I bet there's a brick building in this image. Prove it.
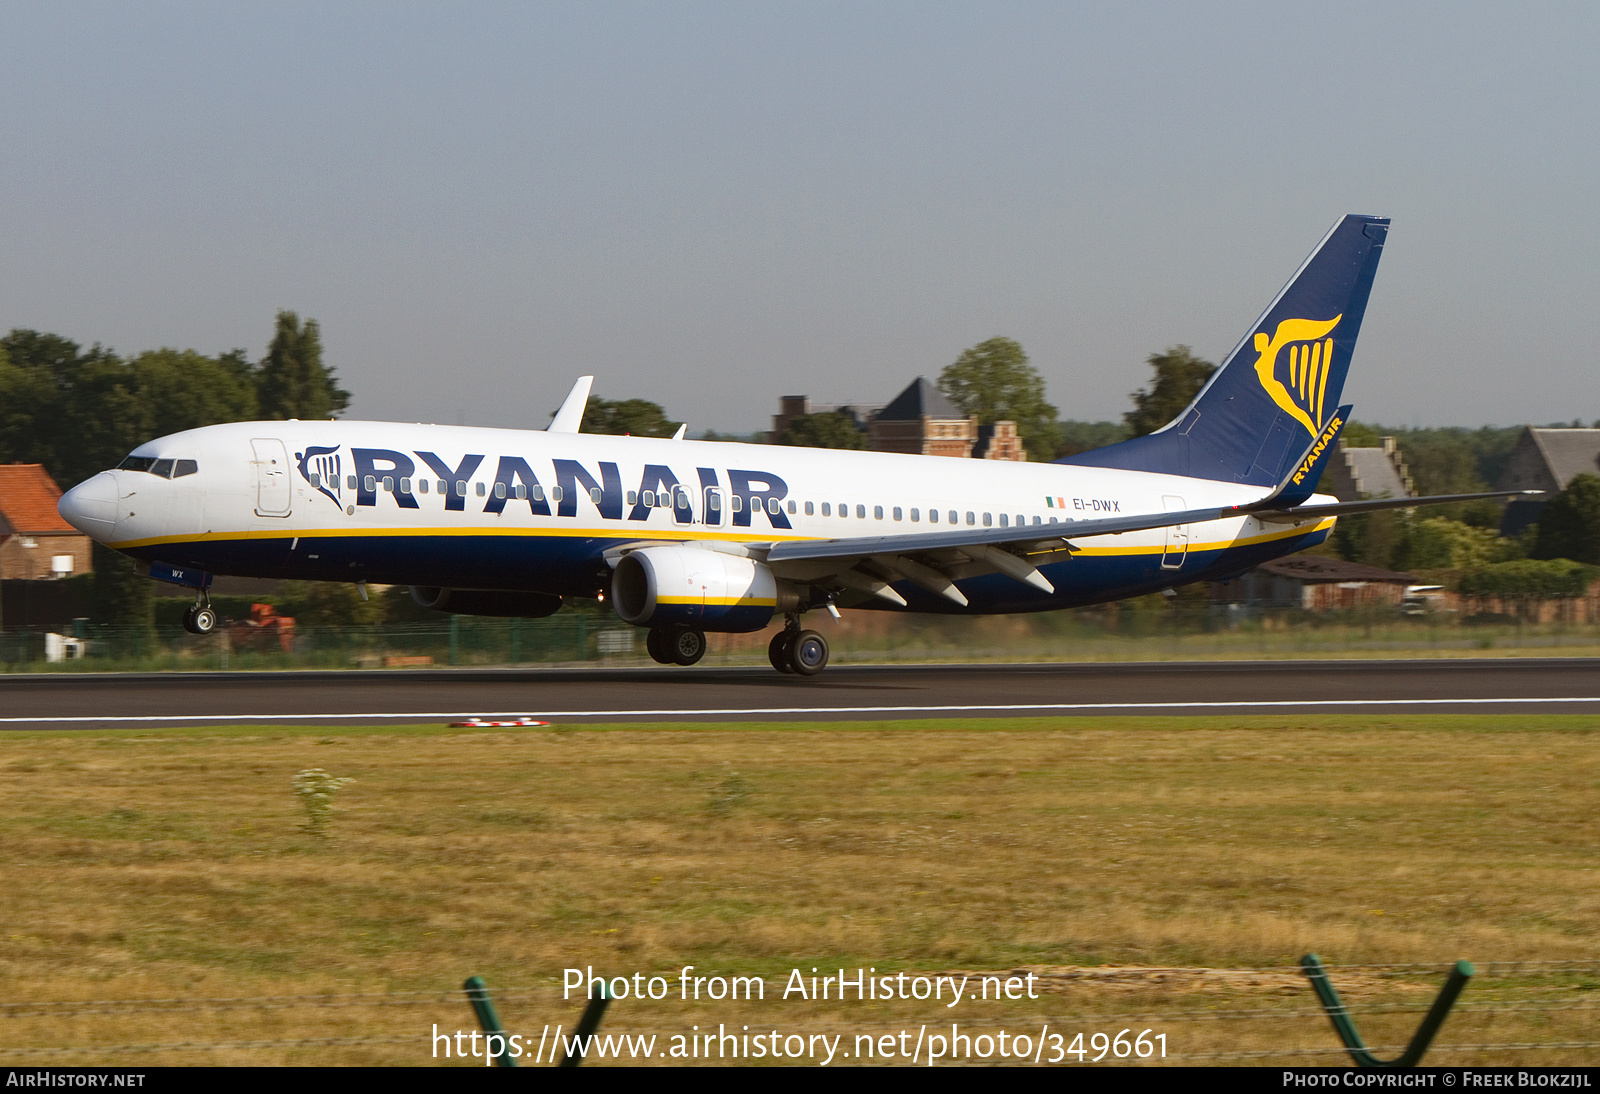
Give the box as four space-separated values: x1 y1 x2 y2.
0 464 94 582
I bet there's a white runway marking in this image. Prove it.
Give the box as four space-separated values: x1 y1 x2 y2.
6 695 1600 724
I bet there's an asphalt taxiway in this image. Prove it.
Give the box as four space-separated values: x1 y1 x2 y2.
2 658 1599 728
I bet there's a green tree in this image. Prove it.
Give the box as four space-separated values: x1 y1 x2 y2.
937 337 1059 461
1531 473 1600 564
1124 345 1216 438
1055 419 1129 458
257 311 349 420
90 543 156 647
131 348 259 433
578 397 680 438
0 330 142 488
778 411 867 450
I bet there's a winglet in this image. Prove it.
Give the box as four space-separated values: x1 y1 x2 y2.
671 423 687 441
548 376 594 433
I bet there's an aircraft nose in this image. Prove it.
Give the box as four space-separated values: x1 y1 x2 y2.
58 472 119 541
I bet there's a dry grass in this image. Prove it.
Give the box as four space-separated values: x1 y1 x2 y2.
1 715 1597 1066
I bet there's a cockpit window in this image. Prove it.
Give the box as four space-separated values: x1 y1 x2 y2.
117 455 199 478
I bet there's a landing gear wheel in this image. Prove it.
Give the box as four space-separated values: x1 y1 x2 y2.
768 631 796 673
191 606 218 635
788 630 828 677
646 628 675 665
182 605 218 635
669 628 707 666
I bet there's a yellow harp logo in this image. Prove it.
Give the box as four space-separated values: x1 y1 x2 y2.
1252 315 1342 436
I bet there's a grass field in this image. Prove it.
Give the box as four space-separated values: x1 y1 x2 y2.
1 715 1596 1066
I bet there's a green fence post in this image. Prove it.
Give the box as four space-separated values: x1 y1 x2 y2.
559 981 611 1067
449 614 460 667
461 975 517 1067
1301 953 1472 1067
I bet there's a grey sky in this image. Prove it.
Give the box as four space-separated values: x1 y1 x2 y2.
3 2 1596 434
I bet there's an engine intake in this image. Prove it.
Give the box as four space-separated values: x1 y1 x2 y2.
611 546 796 632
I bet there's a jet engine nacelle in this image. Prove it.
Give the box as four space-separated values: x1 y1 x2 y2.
610 546 797 632
409 586 563 618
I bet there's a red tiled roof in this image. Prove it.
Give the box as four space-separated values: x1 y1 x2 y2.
0 464 76 534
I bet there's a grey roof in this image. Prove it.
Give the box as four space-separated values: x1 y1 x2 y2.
876 377 966 421
1530 428 1600 489
1342 447 1410 499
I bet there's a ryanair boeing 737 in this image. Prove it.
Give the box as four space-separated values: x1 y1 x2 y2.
56 215 1532 676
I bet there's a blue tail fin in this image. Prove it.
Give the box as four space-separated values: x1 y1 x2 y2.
1060 214 1389 487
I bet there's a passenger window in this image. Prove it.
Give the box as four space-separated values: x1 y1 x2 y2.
805 501 814 516
628 491 639 505
840 502 848 517
1048 516 1058 524
950 511 958 524
768 497 780 514
438 479 448 494
707 491 721 511
983 512 992 527
893 507 902 521
929 509 938 523
731 494 743 513
476 482 487 497
589 487 602 503
364 475 377 492
400 477 412 494
419 479 429 494
967 511 976 526
308 472 321 488
494 482 506 500
454 480 466 497
551 486 564 503
383 476 394 492
348 475 358 490
640 490 653 506
856 504 866 519
910 508 919 522
1016 514 1024 526
515 484 526 500
174 459 198 478
999 514 1007 527
532 485 545 502
1033 515 1041 525
821 502 830 516
787 500 797 514
874 505 884 519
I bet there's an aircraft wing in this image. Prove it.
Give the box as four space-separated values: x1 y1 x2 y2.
753 489 1543 607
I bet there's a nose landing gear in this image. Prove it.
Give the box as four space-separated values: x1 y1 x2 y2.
182 595 218 635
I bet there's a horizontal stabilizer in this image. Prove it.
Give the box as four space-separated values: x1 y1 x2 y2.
1248 490 1545 523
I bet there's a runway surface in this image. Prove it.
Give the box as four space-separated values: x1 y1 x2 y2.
3 658 1599 728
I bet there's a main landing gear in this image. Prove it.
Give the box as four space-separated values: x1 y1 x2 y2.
767 619 829 677
181 593 218 635
646 627 707 666
644 617 830 676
